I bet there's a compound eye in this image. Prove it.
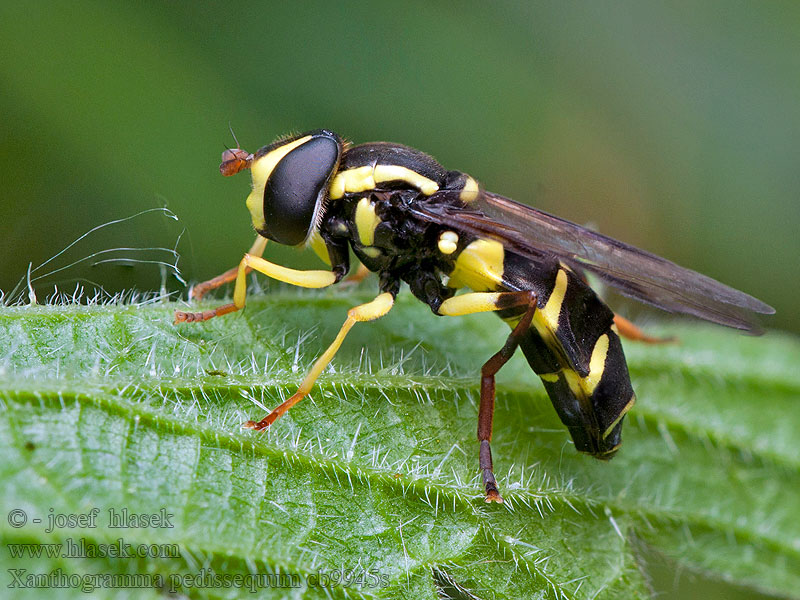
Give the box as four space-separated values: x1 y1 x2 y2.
260 131 342 245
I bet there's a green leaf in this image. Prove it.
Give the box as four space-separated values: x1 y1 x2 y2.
1 288 798 599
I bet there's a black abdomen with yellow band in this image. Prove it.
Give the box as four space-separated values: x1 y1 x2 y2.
176 129 773 503
446 234 635 457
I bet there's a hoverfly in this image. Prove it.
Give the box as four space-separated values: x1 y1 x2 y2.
175 130 774 503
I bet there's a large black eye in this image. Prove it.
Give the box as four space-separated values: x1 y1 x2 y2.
259 130 342 245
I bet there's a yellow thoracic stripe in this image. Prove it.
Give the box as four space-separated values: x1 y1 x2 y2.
355 197 381 246
376 165 439 195
447 239 505 291
438 231 458 255
328 166 374 199
245 135 312 230
328 165 439 200
459 176 479 203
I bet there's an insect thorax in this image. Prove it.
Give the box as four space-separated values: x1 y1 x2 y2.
320 190 460 310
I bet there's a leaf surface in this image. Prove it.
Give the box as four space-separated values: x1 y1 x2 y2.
1 290 798 598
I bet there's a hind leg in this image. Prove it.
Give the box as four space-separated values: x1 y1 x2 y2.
439 290 538 503
613 314 675 344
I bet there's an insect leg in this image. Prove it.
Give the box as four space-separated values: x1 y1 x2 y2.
174 251 337 323
191 235 268 301
439 290 538 503
613 314 676 344
244 292 395 430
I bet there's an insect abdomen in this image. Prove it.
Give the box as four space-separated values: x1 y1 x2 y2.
448 238 635 457
517 323 634 457
508 260 635 457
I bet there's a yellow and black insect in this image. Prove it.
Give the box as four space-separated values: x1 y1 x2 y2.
175 129 774 503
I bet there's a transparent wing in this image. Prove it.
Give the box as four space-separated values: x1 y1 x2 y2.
411 190 774 333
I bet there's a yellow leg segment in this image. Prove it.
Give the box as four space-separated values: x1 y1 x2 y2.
244 292 395 430
174 243 338 324
191 235 268 301
439 292 507 316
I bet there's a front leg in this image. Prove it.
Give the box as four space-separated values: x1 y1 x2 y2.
439 290 538 503
174 253 338 323
190 235 268 302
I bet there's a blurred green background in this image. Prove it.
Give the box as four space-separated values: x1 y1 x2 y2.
0 2 797 597
1 2 797 332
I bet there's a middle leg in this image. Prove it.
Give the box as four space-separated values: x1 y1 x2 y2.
439 290 538 503
244 291 396 430
174 249 338 323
